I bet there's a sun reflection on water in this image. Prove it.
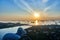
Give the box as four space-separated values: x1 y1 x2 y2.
35 20 39 25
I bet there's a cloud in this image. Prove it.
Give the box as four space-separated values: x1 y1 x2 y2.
42 0 48 3
14 0 28 12
20 0 34 12
43 0 58 12
14 0 33 13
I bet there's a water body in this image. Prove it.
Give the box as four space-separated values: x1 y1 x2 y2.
0 25 32 40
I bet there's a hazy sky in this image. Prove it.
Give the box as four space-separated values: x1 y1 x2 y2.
0 0 60 20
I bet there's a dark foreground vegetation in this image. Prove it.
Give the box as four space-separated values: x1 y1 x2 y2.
25 25 60 40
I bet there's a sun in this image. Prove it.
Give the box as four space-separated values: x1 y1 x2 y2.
34 12 40 18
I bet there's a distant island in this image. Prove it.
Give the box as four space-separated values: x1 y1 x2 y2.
0 22 29 29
